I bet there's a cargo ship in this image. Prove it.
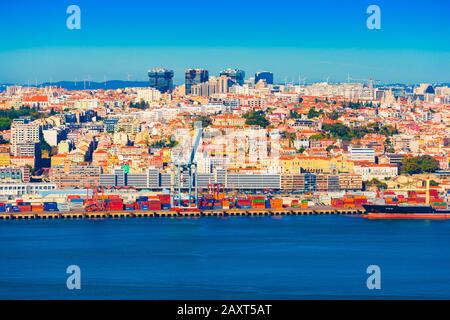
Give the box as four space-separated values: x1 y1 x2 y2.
362 179 450 220
362 203 450 220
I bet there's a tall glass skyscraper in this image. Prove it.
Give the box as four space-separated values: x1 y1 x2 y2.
219 68 245 86
148 68 174 93
185 69 209 94
255 71 274 85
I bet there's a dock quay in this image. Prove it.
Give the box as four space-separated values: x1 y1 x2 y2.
0 207 363 221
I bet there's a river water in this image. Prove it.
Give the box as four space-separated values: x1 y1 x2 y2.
1 215 449 299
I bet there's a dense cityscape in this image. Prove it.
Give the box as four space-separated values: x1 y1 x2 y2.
0 67 450 214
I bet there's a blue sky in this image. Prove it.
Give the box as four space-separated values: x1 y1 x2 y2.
1 0 449 84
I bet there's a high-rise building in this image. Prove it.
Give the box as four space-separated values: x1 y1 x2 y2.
219 68 245 86
10 118 41 156
185 69 209 94
191 76 232 97
255 71 274 85
148 68 174 93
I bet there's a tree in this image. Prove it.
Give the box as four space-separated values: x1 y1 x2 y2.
322 123 353 141
150 139 178 148
401 155 439 175
289 110 301 119
384 137 395 153
285 132 296 148
307 107 322 119
243 110 270 128
194 116 212 128
129 100 149 110
309 133 328 141
365 178 388 190
328 110 340 120
430 180 439 187
0 106 47 130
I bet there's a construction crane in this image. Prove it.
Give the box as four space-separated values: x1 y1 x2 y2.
172 122 203 211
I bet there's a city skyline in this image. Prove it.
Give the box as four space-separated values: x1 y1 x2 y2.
1 0 450 84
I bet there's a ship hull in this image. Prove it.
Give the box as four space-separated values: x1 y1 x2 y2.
363 204 450 220
364 213 450 220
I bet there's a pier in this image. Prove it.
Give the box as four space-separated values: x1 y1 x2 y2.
0 207 363 221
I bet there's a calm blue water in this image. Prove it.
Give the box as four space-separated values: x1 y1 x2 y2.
1 216 450 299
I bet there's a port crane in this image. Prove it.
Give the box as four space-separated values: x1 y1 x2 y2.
84 186 106 212
382 178 433 204
172 122 203 210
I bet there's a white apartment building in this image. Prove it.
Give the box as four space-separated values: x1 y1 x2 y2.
10 119 41 156
348 146 376 163
136 88 162 103
353 163 398 181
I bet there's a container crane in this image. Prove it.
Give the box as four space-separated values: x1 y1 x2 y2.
172 122 203 211
382 178 432 204
85 186 106 212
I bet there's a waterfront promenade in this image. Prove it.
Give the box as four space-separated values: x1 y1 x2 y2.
0 206 363 220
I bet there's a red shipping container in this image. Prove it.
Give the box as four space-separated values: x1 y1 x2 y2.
18 205 32 212
158 194 171 204
149 201 161 210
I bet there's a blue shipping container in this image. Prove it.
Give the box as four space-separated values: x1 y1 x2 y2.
44 203 59 212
